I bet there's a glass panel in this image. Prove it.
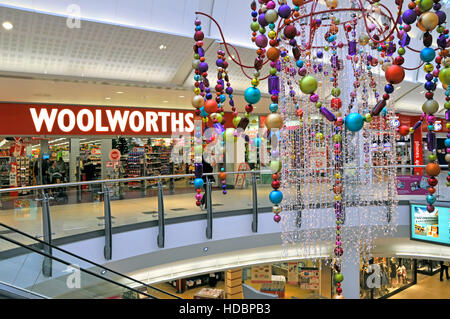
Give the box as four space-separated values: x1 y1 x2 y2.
0 235 149 299
50 184 103 240
0 191 42 252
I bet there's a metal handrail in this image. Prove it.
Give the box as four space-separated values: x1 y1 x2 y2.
0 222 181 299
0 163 447 193
0 169 272 193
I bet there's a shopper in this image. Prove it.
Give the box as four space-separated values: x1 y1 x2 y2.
439 261 449 282
200 158 215 210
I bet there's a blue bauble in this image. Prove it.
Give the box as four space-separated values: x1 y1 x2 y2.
269 190 283 204
424 81 436 91
254 137 261 147
220 94 226 103
445 138 450 147
384 84 394 94
244 87 261 104
345 113 364 132
380 107 388 117
200 106 208 118
270 103 279 112
420 47 436 63
194 178 204 189
426 194 436 205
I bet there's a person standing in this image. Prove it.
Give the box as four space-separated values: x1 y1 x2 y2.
439 260 449 282
200 158 215 210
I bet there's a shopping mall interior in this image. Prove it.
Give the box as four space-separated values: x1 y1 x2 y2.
0 0 448 306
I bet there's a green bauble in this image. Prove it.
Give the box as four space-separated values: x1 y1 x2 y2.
334 273 344 283
419 0 434 12
250 22 259 32
299 75 318 94
422 99 439 114
270 160 281 173
439 67 450 86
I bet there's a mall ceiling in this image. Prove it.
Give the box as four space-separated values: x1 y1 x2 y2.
0 0 447 116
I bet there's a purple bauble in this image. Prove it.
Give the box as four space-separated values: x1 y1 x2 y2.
195 193 202 201
436 11 447 25
255 34 268 48
402 9 417 25
216 59 224 68
223 190 227 195
278 4 291 19
198 62 209 73
273 214 281 223
226 87 233 95
258 13 268 27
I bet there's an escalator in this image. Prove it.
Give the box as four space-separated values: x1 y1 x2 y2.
0 222 181 299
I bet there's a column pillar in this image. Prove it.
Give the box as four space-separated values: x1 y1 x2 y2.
340 242 360 299
41 140 49 156
101 139 112 180
69 138 80 182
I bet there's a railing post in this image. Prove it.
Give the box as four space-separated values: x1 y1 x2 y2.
157 181 165 248
206 180 213 239
103 183 112 260
251 172 258 233
41 190 52 277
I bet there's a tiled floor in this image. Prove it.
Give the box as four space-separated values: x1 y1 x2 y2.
389 273 450 299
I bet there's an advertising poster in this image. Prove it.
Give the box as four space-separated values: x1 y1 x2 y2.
396 175 429 195
251 264 272 283
411 204 450 246
287 262 298 285
299 269 320 291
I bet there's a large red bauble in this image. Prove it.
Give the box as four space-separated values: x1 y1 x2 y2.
428 177 438 186
385 64 405 84
204 99 218 114
398 125 410 136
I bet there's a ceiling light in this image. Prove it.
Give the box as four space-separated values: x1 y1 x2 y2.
179 95 185 98
105 97 111 100
2 21 13 30
159 44 167 50
163 100 169 103
116 91 124 94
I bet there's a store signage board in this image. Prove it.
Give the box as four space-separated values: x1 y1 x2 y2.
0 103 196 136
396 175 429 195
410 203 450 247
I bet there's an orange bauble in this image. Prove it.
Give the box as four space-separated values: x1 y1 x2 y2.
385 65 405 84
219 172 226 180
267 47 280 61
425 163 441 177
293 0 304 6
204 99 218 114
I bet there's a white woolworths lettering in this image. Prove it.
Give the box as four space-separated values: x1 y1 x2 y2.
129 111 145 132
145 111 159 132
95 109 108 132
106 110 129 132
158 112 171 132
58 109 76 132
184 113 194 133
171 112 184 133
30 108 58 132
77 109 94 132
